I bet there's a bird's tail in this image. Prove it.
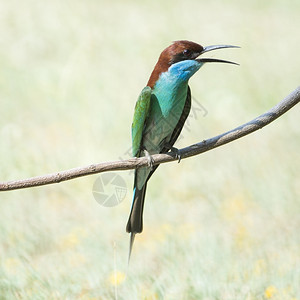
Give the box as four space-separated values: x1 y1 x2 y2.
126 185 147 233
126 182 147 261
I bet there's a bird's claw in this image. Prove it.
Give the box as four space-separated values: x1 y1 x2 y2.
170 146 182 163
144 150 154 169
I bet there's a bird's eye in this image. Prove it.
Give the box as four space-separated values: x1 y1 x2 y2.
183 49 192 57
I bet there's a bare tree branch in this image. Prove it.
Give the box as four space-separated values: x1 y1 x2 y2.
1 86 299 192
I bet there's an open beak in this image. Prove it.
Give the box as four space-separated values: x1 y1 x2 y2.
196 45 240 65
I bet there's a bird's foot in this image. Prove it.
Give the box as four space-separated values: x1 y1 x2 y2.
144 149 154 169
170 146 182 163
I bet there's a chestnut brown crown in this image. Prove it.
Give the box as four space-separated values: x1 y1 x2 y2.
147 40 204 88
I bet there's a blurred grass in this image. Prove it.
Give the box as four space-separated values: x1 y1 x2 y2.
0 0 300 299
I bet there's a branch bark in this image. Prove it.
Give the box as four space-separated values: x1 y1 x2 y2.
1 86 299 192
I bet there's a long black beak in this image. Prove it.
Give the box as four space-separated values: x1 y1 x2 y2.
196 44 240 65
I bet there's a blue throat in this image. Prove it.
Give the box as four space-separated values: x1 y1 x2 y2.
166 59 203 82
152 60 203 117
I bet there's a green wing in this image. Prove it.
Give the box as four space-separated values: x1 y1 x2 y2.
132 86 152 157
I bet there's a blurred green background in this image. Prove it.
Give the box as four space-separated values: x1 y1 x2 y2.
0 0 300 299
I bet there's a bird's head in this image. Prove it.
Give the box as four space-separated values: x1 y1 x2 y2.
147 40 239 88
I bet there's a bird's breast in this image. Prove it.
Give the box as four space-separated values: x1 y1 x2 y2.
142 75 188 154
152 73 188 118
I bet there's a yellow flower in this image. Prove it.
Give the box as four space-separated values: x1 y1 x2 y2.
60 232 80 249
107 271 126 286
140 287 159 300
264 286 277 299
59 228 87 250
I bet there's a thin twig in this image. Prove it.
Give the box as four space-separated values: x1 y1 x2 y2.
1 86 299 192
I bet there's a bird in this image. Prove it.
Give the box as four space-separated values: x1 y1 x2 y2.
126 40 238 260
